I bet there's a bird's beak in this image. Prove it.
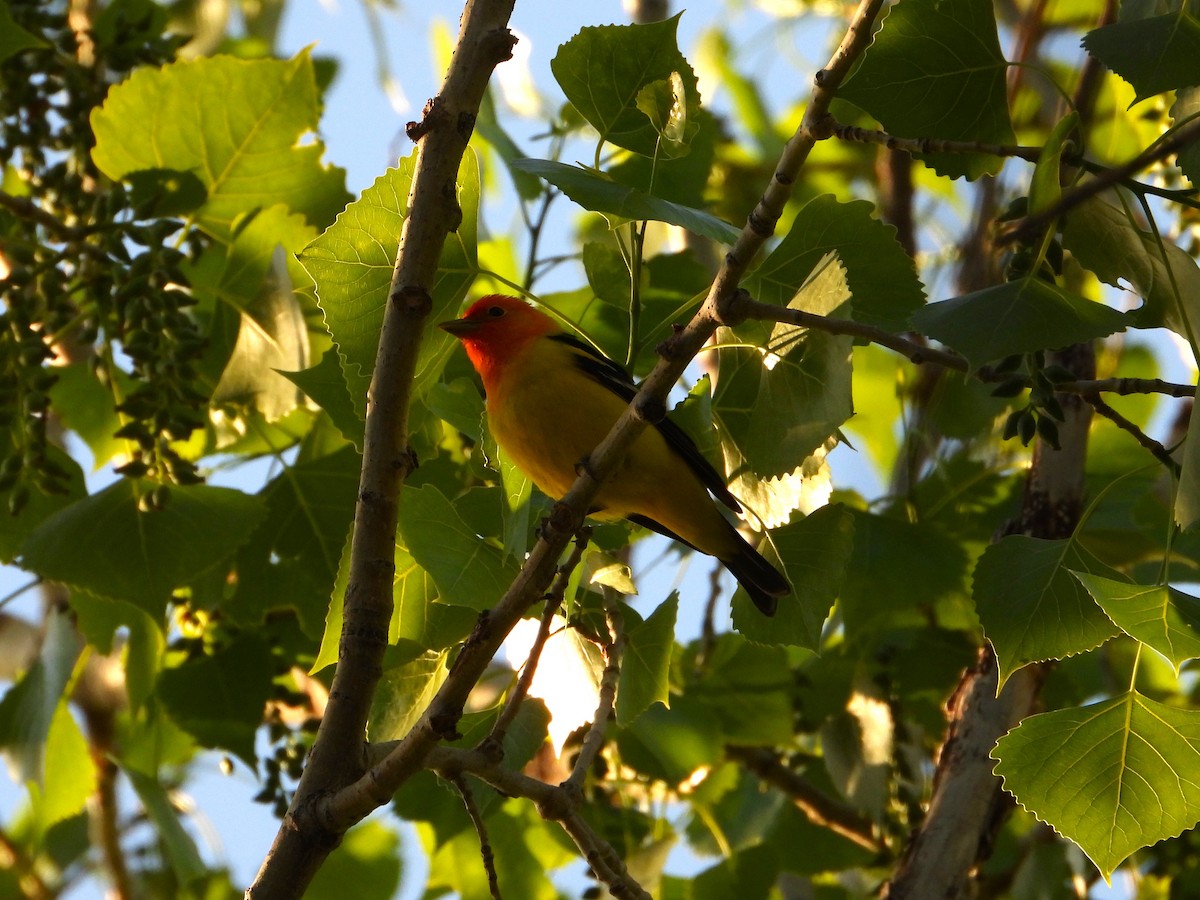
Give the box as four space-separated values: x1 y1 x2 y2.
438 317 480 339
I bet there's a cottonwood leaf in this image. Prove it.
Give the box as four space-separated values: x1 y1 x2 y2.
993 691 1200 879
715 253 852 479
156 633 274 766
551 15 701 158
733 502 855 649
974 536 1122 686
1062 192 1200 336
744 194 925 332
0 610 81 784
512 159 738 244
367 651 450 742
912 277 1128 370
230 444 359 637
299 151 479 418
1083 12 1200 103
125 767 207 885
308 821 402 900
20 481 264 619
397 484 520 611
1073 573 1200 673
617 593 678 726
91 50 349 235
839 0 1014 179
69 592 164 710
283 349 364 448
0 1 47 63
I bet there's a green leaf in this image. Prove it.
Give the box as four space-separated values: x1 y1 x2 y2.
616 593 678 726
837 511 970 642
47 362 128 470
307 820 403 900
192 204 316 420
367 650 449 742
397 484 520 610
1083 13 1200 103
715 253 853 479
744 194 926 332
734 503 855 648
20 481 265 619
124 767 207 885
1174 87 1200 185
1178 400 1200 531
1029 113 1079 216
634 72 698 156
911 277 1128 370
283 349 365 448
1062 192 1200 335
512 158 739 244
617 696 724 783
993 691 1200 879
37 701 97 830
687 634 794 745
156 633 275 766
123 168 207 217
974 536 1122 686
0 1 47 64
91 50 349 235
551 14 701 158
231 444 359 637
69 591 164 710
693 844 778 900
299 150 479 418
0 610 81 784
1073 574 1200 674
839 0 1015 179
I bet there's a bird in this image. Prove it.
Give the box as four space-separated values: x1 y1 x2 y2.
438 294 790 615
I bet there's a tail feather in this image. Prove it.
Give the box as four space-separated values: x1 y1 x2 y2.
722 532 790 617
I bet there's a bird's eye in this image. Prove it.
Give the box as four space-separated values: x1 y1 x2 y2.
487 305 506 318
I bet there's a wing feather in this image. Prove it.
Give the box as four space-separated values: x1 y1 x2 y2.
548 333 742 513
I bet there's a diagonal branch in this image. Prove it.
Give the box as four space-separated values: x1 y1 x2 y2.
1000 115 1200 245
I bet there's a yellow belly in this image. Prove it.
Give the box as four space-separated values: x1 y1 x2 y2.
485 342 736 558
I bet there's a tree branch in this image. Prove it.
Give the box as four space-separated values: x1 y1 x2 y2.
565 596 623 790
726 745 881 853
826 119 1200 209
1000 115 1200 245
247 1 518 896
481 527 590 755
1082 393 1181 474
451 774 502 900
426 746 652 900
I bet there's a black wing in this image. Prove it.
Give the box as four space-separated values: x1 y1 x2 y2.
548 332 742 513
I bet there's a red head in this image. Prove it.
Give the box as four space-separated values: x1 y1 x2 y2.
438 295 560 387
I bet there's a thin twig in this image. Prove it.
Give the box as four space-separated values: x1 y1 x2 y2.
0 190 94 240
482 527 591 754
726 746 881 853
451 774 502 900
566 595 624 791
826 119 1200 208
1001 115 1200 245
427 746 652 900
1083 393 1181 474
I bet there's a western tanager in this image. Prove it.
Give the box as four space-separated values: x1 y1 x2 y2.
439 295 790 615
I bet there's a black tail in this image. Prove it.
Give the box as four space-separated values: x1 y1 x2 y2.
722 531 790 616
